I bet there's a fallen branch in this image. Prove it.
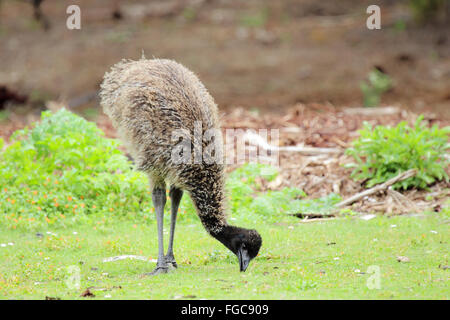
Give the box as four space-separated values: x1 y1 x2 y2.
335 169 417 208
278 145 342 155
243 132 342 155
342 106 400 116
289 212 336 219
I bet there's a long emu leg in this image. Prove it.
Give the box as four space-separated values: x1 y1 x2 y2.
165 186 183 268
149 187 169 275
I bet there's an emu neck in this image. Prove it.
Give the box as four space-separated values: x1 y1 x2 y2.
189 186 228 236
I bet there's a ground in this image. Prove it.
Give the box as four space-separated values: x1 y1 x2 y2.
1 213 448 299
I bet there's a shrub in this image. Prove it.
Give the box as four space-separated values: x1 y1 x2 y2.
0 109 149 229
346 116 450 190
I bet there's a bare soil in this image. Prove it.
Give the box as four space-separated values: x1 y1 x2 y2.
0 0 449 115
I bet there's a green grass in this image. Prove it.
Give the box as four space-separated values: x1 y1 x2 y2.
1 212 448 300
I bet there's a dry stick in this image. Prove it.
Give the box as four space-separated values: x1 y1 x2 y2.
278 146 341 155
342 106 401 116
335 169 417 208
289 212 336 219
291 169 416 219
243 132 342 155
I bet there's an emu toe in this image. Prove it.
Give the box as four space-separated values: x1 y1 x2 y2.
144 266 169 276
164 255 178 269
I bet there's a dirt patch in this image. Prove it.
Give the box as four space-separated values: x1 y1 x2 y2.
0 0 449 116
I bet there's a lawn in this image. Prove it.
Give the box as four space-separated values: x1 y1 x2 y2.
1 211 448 300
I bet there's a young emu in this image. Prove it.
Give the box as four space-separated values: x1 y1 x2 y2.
100 58 262 275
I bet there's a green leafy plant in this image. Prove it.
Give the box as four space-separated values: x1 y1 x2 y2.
288 193 341 215
346 116 450 190
226 163 340 221
225 163 302 222
250 188 307 216
360 69 393 107
0 109 150 229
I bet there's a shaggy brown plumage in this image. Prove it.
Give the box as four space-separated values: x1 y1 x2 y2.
100 58 261 274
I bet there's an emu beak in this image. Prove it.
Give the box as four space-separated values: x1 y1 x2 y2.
238 247 251 272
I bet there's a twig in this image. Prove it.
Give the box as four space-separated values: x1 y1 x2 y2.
243 132 342 155
298 217 338 223
335 169 417 208
278 145 342 155
342 106 400 116
289 212 336 219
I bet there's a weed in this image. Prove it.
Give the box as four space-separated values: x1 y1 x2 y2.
346 116 450 189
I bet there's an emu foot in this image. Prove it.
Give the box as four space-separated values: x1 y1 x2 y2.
142 265 169 276
164 255 178 269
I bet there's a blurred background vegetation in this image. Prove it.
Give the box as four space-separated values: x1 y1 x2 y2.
0 0 448 122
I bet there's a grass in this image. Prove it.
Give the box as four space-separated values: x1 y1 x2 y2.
1 211 448 300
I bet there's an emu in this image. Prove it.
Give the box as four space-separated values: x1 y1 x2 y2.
100 58 262 275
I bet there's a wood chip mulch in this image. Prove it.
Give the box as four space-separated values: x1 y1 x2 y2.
220 103 450 215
